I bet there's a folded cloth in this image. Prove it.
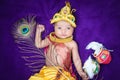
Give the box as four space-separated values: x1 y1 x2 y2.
29 66 75 80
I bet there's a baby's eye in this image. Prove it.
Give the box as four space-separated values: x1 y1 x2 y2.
67 27 70 30
58 27 61 29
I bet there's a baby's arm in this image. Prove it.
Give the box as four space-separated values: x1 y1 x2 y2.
72 41 88 80
35 24 50 48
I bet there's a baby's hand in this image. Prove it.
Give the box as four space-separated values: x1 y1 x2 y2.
80 71 88 80
37 24 45 32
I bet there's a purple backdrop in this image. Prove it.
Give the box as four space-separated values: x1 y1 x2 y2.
0 0 120 80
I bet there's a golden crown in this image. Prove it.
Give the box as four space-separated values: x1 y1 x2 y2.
50 2 76 27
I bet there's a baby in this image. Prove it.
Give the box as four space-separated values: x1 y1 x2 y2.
29 2 88 80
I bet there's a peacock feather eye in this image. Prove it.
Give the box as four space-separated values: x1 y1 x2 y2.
22 27 29 34
20 25 30 35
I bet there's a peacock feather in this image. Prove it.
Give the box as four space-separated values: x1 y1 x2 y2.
12 16 45 72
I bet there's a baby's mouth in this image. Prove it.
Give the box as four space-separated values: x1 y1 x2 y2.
61 34 67 37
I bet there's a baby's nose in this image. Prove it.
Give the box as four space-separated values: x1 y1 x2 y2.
62 29 66 33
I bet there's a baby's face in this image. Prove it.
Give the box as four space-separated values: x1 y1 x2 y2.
54 20 74 39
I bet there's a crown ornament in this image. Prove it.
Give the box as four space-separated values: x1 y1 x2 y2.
50 2 76 27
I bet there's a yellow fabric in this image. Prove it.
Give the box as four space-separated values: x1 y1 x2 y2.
50 2 76 27
49 32 73 43
29 66 75 80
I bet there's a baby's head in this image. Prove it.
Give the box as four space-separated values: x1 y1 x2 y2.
50 2 76 39
54 20 74 38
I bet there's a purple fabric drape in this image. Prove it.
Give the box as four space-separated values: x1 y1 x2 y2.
0 0 120 80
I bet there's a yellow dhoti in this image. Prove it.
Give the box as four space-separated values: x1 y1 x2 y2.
29 66 75 80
